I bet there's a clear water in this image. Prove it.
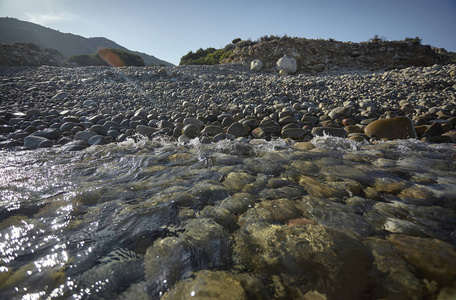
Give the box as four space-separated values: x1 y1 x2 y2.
0 136 455 299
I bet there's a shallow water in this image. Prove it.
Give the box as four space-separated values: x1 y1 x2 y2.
0 136 455 299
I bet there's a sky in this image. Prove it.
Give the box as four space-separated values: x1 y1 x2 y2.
1 0 456 65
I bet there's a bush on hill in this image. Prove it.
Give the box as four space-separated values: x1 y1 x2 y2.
179 47 232 65
69 48 144 67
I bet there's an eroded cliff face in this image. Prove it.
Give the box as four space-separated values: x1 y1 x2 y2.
222 37 451 73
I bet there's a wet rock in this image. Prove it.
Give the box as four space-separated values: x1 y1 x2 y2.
88 135 110 146
387 234 456 287
281 127 306 139
75 130 97 142
320 164 372 185
238 198 302 225
144 218 231 296
66 140 90 151
199 205 239 232
311 127 347 138
227 122 248 137
183 117 204 131
31 128 60 140
136 125 157 137
201 125 224 136
292 142 316 151
233 223 370 299
295 196 373 236
182 124 199 139
365 237 429 299
364 116 417 140
220 193 258 215
299 176 342 198
24 136 50 149
373 177 407 194
189 180 229 205
383 218 428 237
223 171 256 191
161 270 247 300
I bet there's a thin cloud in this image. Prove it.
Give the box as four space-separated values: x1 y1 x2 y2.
24 12 75 25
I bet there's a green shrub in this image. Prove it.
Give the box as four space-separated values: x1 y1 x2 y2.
180 47 232 65
14 42 42 51
404 37 422 45
232 38 242 44
44 48 63 56
369 34 386 43
69 48 144 67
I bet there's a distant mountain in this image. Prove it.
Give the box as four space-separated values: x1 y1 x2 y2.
0 17 173 67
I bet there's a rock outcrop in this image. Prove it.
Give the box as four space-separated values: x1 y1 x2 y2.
222 36 452 74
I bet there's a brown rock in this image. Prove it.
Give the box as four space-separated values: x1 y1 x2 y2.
442 131 456 142
227 122 248 137
364 116 417 140
424 122 445 137
387 234 456 287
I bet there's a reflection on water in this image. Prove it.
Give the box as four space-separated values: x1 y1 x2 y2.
0 136 455 299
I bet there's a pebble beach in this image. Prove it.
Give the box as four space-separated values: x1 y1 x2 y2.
0 64 456 299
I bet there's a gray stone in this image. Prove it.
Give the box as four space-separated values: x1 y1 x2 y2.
75 130 97 142
182 124 199 139
282 127 306 139
250 59 263 71
24 136 50 149
183 117 204 130
227 122 248 137
276 54 297 74
52 91 69 100
88 135 109 145
201 125 224 136
136 125 157 137
31 128 60 140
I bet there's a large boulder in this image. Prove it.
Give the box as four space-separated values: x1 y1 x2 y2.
276 54 297 74
233 223 371 299
250 59 263 71
161 270 247 300
364 116 417 140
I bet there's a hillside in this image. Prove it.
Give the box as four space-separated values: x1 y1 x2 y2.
0 17 173 67
222 36 453 73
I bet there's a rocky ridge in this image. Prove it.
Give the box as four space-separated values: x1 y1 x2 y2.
222 37 452 74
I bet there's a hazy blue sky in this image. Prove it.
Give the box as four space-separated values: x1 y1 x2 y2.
1 0 455 65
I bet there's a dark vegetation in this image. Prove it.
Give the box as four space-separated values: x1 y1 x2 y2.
179 47 233 65
69 48 145 67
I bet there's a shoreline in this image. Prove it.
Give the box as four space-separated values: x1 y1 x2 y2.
1 63 455 151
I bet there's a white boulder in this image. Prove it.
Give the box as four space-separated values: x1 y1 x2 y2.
250 59 263 71
276 54 297 74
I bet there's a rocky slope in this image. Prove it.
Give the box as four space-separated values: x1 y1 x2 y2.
222 36 452 74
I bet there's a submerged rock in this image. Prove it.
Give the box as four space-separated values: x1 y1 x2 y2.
161 270 247 300
233 223 370 299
